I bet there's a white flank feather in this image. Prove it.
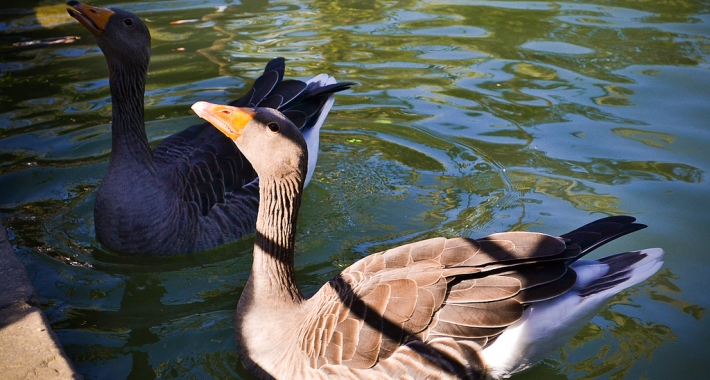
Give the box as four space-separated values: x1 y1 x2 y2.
301 74 338 188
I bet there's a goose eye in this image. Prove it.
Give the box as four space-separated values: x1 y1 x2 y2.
267 122 280 133
123 18 134 27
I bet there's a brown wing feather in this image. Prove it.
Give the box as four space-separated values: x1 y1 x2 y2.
281 217 650 380
299 226 618 373
380 278 418 322
447 276 521 303
513 267 578 303
436 298 523 328
423 232 571 348
301 238 462 369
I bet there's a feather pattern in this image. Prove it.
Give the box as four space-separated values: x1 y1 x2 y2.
192 84 664 380
253 217 663 380
67 3 352 254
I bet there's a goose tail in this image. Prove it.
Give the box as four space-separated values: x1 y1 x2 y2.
482 248 664 379
302 74 338 188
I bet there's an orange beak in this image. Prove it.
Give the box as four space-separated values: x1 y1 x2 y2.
191 101 256 140
67 1 115 36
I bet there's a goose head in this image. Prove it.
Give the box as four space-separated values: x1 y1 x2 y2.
67 1 151 69
191 101 309 183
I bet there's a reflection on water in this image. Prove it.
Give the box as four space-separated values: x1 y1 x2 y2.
1 0 709 379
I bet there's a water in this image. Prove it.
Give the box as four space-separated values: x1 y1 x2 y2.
1 0 709 378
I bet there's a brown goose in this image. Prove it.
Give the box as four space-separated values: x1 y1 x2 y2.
192 101 664 379
66 1 351 254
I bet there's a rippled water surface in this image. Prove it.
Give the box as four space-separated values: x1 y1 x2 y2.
1 0 709 378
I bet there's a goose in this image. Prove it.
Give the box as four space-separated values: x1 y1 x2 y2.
191 102 664 379
66 1 352 254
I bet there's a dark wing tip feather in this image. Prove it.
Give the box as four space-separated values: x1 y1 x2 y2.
513 267 577 303
228 58 353 133
263 57 285 81
561 216 647 260
280 81 353 133
248 70 281 107
282 110 309 130
259 94 284 109
268 80 307 108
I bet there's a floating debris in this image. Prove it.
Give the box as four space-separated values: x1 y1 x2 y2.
170 19 199 25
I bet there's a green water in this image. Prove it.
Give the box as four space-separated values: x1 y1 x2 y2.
1 0 709 378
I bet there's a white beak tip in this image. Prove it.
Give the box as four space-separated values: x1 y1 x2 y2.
191 101 213 116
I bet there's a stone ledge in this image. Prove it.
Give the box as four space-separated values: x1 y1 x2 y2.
0 224 82 380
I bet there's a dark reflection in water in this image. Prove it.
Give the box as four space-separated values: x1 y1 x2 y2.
1 0 709 379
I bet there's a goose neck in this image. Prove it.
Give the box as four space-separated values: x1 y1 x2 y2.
250 174 305 304
106 57 153 166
